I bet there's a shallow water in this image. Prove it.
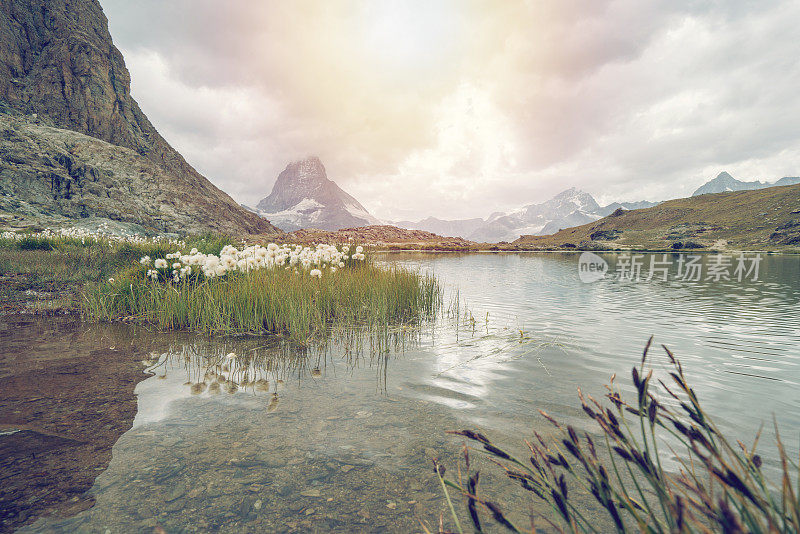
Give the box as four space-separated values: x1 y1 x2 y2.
1 252 798 532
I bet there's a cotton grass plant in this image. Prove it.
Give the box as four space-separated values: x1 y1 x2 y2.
434 338 800 533
85 243 442 340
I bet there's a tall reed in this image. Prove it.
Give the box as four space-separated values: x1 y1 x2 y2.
84 262 441 340
435 339 800 533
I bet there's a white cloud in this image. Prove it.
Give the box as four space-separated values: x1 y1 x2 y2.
102 0 800 221
124 49 320 204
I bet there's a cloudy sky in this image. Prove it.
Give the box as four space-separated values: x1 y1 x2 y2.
101 0 800 221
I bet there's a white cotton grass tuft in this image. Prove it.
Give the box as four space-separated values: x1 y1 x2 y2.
139 242 369 283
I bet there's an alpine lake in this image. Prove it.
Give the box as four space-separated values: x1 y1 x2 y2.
1 252 798 533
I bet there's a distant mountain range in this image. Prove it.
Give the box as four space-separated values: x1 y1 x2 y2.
254 157 380 231
254 157 660 239
393 189 658 242
253 162 800 241
692 172 800 196
388 172 799 240
518 180 800 250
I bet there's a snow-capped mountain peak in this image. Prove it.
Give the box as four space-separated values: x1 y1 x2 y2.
692 171 800 196
256 157 380 232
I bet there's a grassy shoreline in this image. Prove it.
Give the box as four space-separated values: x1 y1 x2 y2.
0 231 442 340
85 260 441 339
379 245 800 254
377 242 800 254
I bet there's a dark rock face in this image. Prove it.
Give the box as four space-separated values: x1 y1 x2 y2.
0 112 255 233
770 219 800 245
256 157 379 231
590 229 622 241
0 1 135 147
578 240 612 251
0 0 279 235
775 219 800 231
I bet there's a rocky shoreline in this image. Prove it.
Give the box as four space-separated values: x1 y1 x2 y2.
0 316 168 532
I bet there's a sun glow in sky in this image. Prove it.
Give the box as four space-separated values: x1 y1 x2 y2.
102 0 800 220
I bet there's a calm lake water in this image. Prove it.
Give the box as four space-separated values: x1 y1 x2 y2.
3 252 799 532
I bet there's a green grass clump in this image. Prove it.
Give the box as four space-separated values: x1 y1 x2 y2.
17 235 56 250
84 261 441 340
435 339 800 533
186 232 238 255
0 240 172 283
0 232 203 310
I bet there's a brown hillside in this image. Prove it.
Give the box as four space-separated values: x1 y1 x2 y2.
288 225 475 247
514 184 800 250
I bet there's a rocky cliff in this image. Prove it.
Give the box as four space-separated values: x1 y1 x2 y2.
0 0 279 235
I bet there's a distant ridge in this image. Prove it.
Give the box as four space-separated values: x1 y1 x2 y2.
515 182 800 250
393 188 658 242
692 172 800 196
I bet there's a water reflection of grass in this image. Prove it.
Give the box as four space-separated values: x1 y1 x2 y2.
435 339 800 533
137 303 548 405
143 324 428 399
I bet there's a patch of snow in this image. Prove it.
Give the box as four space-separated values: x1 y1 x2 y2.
258 198 325 230
343 200 382 225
